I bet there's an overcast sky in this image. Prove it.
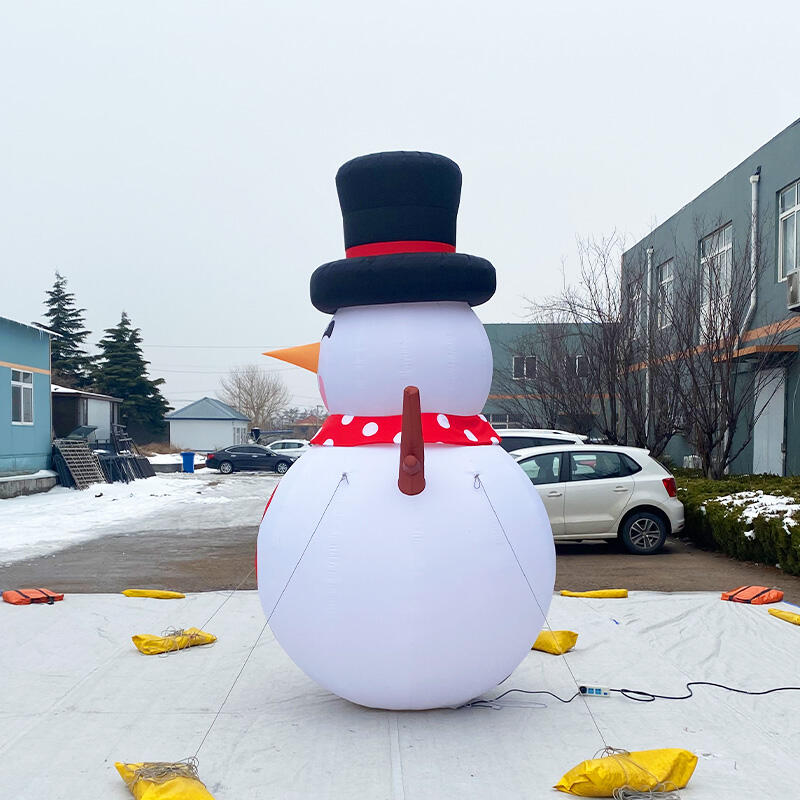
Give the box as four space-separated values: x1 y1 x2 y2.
2 1 798 411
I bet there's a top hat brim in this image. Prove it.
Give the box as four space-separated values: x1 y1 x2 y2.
310 252 496 314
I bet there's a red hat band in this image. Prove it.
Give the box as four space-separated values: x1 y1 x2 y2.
345 240 456 258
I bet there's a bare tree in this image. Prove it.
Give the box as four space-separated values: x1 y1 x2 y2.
218 365 290 430
615 244 685 454
518 217 791 474
663 216 793 478
273 406 302 428
528 233 683 453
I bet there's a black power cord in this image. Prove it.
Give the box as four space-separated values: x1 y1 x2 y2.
465 688 580 707
465 682 800 708
612 681 800 702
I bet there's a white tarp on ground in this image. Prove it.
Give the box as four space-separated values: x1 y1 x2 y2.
0 591 797 799
0 471 277 563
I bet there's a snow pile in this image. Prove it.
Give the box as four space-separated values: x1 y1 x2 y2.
0 470 278 563
0 469 58 483
704 490 800 536
147 452 206 465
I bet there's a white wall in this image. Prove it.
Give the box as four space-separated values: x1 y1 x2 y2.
169 419 239 451
87 398 111 441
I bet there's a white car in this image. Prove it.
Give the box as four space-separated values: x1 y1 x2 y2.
496 428 587 454
267 439 311 456
513 444 684 554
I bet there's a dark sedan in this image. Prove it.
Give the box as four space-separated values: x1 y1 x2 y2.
206 445 297 475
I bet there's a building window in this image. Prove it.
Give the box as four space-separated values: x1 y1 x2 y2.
487 414 521 429
627 280 646 338
564 354 588 377
11 369 34 424
656 259 673 329
779 179 799 281
512 355 537 379
700 223 732 321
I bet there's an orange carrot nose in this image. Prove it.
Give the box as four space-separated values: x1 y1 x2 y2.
264 342 320 373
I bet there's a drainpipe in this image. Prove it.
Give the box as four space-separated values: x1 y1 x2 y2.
644 246 654 447
741 168 760 340
726 169 760 476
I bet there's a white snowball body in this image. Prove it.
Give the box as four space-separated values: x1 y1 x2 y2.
317 301 493 416
257 443 556 710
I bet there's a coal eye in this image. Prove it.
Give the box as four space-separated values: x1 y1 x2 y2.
322 319 335 339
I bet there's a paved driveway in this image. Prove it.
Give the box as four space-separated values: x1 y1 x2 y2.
555 537 800 602
3 531 799 603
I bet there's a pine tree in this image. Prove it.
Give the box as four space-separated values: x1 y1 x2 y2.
93 311 171 441
43 271 92 387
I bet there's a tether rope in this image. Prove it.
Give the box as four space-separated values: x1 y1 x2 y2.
192 472 348 759
473 473 610 750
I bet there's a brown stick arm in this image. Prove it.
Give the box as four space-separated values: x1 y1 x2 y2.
398 386 426 495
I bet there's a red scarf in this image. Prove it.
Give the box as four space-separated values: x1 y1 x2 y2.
310 413 501 447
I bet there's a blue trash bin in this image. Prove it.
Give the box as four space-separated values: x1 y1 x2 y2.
181 452 195 473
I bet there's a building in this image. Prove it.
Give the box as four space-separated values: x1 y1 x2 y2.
52 384 122 445
0 316 58 478
622 117 800 474
482 322 595 433
165 397 250 451
289 414 325 440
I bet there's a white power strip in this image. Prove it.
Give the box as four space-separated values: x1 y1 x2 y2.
579 685 610 697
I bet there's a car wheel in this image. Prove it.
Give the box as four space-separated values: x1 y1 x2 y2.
275 461 290 475
620 511 666 555
219 460 234 475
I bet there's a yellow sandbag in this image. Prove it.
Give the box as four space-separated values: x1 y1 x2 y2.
131 627 216 655
769 608 800 625
560 589 628 599
532 630 578 655
116 761 215 799
122 589 186 599
554 748 697 797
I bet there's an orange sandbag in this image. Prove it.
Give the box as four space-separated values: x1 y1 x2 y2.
2 587 64 605
721 585 783 604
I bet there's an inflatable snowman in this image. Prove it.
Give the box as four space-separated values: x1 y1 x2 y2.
258 152 555 710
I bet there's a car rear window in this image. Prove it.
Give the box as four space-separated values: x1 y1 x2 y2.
620 454 643 475
499 437 538 452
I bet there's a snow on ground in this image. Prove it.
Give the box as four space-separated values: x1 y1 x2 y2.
1 591 799 798
0 470 278 564
704 490 800 536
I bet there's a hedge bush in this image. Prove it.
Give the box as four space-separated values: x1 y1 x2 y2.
676 473 800 576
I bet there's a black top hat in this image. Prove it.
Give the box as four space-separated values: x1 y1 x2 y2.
310 151 496 313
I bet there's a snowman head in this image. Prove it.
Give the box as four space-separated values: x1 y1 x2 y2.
320 301 491 415
266 151 498 416
266 301 493 416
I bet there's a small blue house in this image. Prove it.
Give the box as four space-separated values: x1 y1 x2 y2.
0 316 57 477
